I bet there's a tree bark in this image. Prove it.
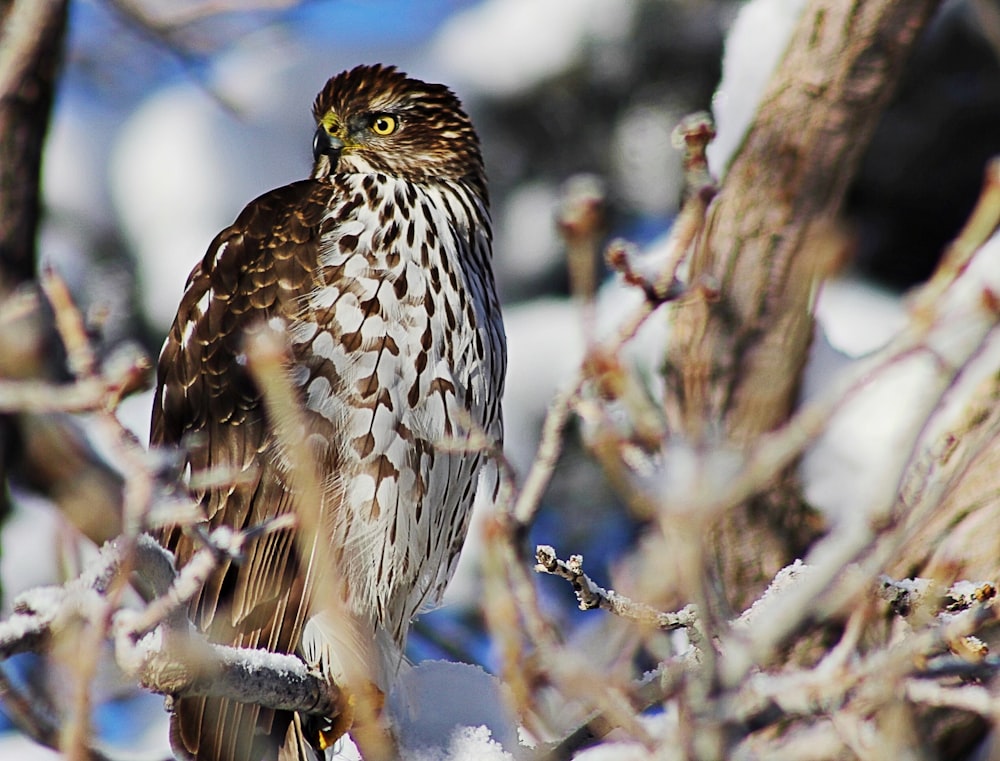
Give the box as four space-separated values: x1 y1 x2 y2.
665 0 943 607
0 1 123 559
0 0 68 570
0 0 67 294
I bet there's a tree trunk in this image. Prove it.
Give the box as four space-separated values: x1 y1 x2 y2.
665 0 943 608
0 1 123 564
0 0 67 295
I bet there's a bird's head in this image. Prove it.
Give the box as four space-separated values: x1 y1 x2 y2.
311 64 486 197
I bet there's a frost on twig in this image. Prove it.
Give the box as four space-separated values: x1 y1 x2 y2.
533 549 1000 758
534 545 697 632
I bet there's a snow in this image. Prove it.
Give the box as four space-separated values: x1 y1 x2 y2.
573 742 655 761
113 82 294 323
707 0 808 177
405 725 514 761
388 660 517 754
813 276 906 357
570 712 675 761
43 99 118 230
110 85 242 328
0 494 63 615
493 182 564 287
429 0 636 96
733 560 812 630
611 102 685 217
111 610 162 678
116 387 155 445
0 735 61 761
798 276 910 517
499 265 668 473
328 660 519 760
802 341 939 521
500 298 586 470
804 232 1000 522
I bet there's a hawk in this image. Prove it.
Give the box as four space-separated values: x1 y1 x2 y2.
151 64 505 761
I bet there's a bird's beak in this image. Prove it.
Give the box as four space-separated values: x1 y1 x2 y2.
312 125 345 165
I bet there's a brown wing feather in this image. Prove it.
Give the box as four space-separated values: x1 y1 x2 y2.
151 180 334 761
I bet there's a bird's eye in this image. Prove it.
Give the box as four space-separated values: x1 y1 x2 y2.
371 115 398 136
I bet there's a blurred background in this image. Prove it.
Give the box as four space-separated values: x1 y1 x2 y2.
2 0 999 756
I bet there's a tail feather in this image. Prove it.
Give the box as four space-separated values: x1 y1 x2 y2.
169 695 320 761
282 713 323 761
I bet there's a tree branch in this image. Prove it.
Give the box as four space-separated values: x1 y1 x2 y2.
0 532 342 721
534 545 698 632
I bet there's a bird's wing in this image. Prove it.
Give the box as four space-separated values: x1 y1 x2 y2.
151 179 333 761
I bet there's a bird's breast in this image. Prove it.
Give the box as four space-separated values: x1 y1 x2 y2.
275 174 500 629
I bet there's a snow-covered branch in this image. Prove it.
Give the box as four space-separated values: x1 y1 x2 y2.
0 532 341 721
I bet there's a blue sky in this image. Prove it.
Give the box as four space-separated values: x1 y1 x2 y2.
63 0 478 106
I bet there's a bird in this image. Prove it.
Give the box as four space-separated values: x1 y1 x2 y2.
150 64 505 761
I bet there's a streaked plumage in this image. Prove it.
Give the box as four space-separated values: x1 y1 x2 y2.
151 64 504 761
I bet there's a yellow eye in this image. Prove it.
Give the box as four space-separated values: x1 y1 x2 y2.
371 114 397 136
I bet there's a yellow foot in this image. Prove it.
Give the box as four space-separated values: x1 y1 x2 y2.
317 681 386 750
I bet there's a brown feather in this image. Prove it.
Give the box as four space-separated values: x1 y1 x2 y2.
152 181 335 761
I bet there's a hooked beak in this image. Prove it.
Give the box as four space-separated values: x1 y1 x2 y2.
312 126 345 166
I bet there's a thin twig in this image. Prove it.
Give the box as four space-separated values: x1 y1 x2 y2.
125 518 294 640
534 545 698 631
511 381 580 529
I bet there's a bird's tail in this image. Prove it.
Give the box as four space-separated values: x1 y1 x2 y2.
281 713 324 761
168 695 322 761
